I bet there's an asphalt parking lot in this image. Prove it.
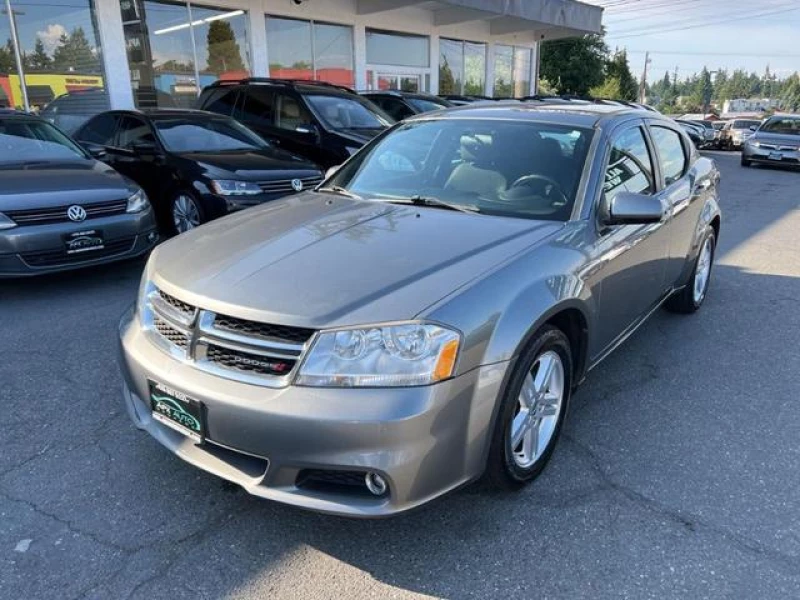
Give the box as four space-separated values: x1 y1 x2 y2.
2 151 799 600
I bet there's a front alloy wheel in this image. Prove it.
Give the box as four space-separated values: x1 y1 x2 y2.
172 194 201 234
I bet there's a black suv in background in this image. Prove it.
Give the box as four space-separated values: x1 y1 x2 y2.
197 78 393 168
359 90 451 120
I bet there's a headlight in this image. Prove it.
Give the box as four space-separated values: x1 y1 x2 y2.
296 322 461 387
135 254 157 322
750 141 761 148
126 189 150 213
0 212 17 230
210 180 262 196
345 146 360 156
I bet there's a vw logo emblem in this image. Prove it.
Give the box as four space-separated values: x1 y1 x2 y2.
67 205 87 222
291 179 303 192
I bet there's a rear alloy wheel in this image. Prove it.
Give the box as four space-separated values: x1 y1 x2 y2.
172 193 202 234
665 228 716 314
486 325 572 489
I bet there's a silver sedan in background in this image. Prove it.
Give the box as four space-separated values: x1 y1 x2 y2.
742 115 800 168
118 104 721 517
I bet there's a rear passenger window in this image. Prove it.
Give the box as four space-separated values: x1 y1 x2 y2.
239 88 274 125
117 116 156 149
78 114 117 146
201 88 239 116
603 127 655 202
275 94 312 130
650 126 687 186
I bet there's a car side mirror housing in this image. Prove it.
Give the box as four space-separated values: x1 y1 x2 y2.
83 143 107 160
604 192 664 226
131 140 160 156
325 165 340 179
295 123 319 137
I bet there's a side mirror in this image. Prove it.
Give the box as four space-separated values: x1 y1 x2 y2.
604 192 664 225
295 123 318 137
82 143 107 160
325 165 340 179
749 125 757 131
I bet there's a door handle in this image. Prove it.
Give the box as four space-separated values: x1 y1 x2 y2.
695 179 712 191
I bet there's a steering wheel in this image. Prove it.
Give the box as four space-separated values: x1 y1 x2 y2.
509 174 569 206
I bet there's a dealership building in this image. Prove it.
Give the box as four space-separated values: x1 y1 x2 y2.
1 0 601 112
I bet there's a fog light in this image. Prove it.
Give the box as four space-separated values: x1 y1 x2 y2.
365 472 387 496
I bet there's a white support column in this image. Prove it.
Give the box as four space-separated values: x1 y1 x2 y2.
429 33 439 94
354 21 367 90
530 42 539 95
250 8 268 76
94 0 134 108
485 42 495 97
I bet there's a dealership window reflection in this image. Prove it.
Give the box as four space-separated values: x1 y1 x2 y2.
439 39 486 96
0 0 104 111
123 1 251 109
266 16 354 87
494 44 532 97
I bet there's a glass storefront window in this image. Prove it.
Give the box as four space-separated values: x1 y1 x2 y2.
123 1 250 109
0 0 105 123
266 17 354 87
366 29 428 68
439 38 485 96
494 44 532 97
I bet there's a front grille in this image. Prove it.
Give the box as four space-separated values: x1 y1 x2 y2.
20 237 135 267
257 175 323 195
158 290 194 318
154 318 189 349
213 314 314 345
206 344 296 377
7 199 128 226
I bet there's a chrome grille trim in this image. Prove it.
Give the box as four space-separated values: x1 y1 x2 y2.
144 287 314 388
7 199 128 225
257 175 323 194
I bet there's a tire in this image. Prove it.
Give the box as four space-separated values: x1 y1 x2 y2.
170 191 205 235
741 155 751 167
665 227 716 314
486 325 572 491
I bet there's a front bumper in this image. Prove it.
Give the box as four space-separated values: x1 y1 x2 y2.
118 307 509 517
742 144 800 166
0 208 158 277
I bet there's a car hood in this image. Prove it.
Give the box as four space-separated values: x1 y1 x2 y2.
334 128 385 144
750 132 800 146
0 160 136 210
179 150 320 179
152 194 562 329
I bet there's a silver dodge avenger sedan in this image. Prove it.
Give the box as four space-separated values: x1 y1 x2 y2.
118 104 721 516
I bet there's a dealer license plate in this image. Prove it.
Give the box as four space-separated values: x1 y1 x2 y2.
149 380 205 443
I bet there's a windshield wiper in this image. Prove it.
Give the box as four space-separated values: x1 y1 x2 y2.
394 195 480 214
316 185 363 200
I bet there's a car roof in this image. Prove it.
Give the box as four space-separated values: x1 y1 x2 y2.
408 102 648 128
98 108 223 120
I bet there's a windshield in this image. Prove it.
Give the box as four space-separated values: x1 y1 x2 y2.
0 118 88 163
154 117 269 153
304 94 392 131
407 98 449 113
328 119 593 222
732 120 760 129
759 117 800 136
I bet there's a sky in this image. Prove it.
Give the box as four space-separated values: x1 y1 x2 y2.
583 0 800 84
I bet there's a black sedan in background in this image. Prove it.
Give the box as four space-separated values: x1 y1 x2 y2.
0 111 157 277
360 90 452 120
73 109 323 234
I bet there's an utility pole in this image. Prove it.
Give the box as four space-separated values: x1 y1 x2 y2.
638 51 651 104
2 0 29 112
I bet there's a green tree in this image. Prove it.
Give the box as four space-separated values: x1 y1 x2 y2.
51 27 98 73
603 50 638 100
540 34 607 96
0 39 16 73
29 38 52 71
780 73 800 111
205 20 244 74
589 77 623 100
156 59 194 73
438 56 457 95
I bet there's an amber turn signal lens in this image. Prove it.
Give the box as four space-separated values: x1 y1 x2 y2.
433 339 460 381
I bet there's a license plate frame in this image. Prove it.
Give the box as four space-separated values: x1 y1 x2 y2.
63 229 105 255
768 152 783 161
148 380 206 443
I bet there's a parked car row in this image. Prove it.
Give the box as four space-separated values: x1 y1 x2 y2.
741 114 800 169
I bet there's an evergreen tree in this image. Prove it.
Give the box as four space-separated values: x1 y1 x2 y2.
29 38 52 71
540 34 607 96
601 50 638 100
0 39 16 73
438 56 457 95
205 21 244 74
51 27 98 73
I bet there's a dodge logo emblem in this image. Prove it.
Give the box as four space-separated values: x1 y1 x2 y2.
67 205 87 222
291 179 303 192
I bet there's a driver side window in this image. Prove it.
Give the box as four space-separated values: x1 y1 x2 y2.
603 126 655 205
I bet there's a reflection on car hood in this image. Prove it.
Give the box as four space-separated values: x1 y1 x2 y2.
0 160 136 210
180 150 320 178
153 193 562 328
